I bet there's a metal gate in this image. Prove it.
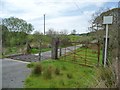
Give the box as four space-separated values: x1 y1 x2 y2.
61 41 101 67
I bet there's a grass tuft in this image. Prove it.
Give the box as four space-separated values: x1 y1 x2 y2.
55 67 60 75
32 63 42 75
67 73 73 79
43 66 53 79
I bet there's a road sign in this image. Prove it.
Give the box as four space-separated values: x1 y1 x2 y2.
103 16 113 24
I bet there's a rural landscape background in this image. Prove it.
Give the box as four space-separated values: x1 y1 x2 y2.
0 0 120 89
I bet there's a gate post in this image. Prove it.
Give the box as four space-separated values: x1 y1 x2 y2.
59 40 62 57
51 37 59 59
39 39 42 61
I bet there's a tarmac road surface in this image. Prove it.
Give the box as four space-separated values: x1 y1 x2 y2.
2 58 30 88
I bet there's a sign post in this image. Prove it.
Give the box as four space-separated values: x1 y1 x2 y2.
103 16 113 67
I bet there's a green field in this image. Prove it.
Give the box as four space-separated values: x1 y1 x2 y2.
25 47 103 88
68 35 93 42
30 48 51 54
2 47 51 57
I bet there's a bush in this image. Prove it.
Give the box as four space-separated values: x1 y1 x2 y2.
33 63 42 75
55 67 60 75
43 66 53 79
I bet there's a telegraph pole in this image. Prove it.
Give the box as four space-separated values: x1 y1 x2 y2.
44 14 45 35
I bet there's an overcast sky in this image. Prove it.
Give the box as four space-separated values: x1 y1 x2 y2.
0 0 119 34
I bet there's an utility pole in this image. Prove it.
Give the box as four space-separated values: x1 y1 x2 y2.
44 14 45 35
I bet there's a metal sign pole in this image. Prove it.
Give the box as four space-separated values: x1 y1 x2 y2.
104 24 108 67
103 16 113 67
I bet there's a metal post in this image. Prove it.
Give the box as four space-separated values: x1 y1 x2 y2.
102 37 109 65
104 24 108 67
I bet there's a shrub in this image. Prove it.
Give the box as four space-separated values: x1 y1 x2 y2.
43 66 53 79
33 63 42 75
55 67 60 75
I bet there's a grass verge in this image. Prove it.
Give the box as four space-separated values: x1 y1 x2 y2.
25 60 96 88
25 47 108 88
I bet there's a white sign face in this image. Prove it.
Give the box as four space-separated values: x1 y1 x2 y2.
103 16 113 24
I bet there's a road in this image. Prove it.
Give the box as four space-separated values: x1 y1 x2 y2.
2 44 82 88
2 58 30 88
34 44 83 58
8 45 82 62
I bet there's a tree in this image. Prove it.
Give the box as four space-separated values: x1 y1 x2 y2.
46 28 59 37
1 25 9 46
60 29 68 35
33 31 43 44
2 17 34 33
1 17 35 54
71 29 76 35
89 8 110 31
2 17 34 47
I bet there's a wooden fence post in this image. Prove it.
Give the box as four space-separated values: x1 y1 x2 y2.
39 39 42 61
59 48 62 57
97 41 100 66
59 40 62 57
